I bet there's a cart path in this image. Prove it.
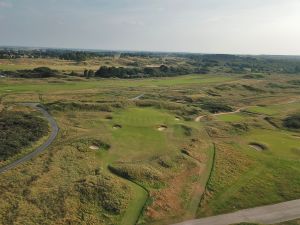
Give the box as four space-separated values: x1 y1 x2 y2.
0 103 59 174
173 199 300 225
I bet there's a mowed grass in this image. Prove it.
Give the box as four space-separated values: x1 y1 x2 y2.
73 107 200 225
241 129 300 159
246 102 300 116
88 107 186 168
109 108 180 160
0 75 235 95
216 113 247 122
246 106 278 115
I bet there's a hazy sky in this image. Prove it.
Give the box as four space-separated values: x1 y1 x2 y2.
0 0 300 54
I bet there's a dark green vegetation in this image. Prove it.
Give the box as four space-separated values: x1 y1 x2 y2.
94 65 206 78
0 51 300 225
1 47 300 78
200 100 233 113
284 114 300 129
0 111 48 161
3 67 59 78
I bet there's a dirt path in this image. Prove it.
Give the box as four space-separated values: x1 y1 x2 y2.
131 94 145 100
0 103 59 174
195 107 245 122
172 199 300 225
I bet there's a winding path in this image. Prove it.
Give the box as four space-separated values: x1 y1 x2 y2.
0 103 59 174
173 199 300 225
195 107 245 122
131 94 145 100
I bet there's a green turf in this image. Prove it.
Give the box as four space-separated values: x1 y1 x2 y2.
216 113 247 122
0 75 235 95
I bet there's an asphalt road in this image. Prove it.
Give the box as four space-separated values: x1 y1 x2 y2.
173 199 300 225
0 103 59 174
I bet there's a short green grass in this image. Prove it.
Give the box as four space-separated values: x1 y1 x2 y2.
216 113 247 122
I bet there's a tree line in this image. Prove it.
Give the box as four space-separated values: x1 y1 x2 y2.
87 65 208 78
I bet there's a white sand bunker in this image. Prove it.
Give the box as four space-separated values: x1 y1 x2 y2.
89 145 99 150
175 117 181 121
249 142 267 152
158 125 167 131
113 124 122 129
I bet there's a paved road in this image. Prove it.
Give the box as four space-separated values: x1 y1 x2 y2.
173 199 300 225
0 103 59 174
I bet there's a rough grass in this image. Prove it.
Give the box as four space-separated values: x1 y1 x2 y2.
109 163 165 188
75 173 131 214
199 112 300 217
1 72 300 225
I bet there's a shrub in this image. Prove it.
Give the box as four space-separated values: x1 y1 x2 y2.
200 100 233 113
45 102 125 112
283 114 300 129
0 112 48 160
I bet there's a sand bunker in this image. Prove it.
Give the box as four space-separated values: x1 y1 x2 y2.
113 124 122 129
175 117 181 121
158 125 167 131
249 142 267 152
89 145 99 150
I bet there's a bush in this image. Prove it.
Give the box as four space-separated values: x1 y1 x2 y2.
283 114 300 129
0 112 48 160
200 100 233 113
288 80 300 86
45 102 125 112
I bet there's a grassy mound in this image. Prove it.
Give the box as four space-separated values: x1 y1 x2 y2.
75 174 131 214
0 112 48 161
109 163 164 188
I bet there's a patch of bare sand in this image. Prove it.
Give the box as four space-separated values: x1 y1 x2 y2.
158 125 167 131
89 145 99 150
113 124 122 129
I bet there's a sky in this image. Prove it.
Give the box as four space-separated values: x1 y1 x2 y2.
0 0 300 55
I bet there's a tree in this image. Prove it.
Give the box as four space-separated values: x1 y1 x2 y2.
84 69 88 77
159 65 169 73
88 70 94 78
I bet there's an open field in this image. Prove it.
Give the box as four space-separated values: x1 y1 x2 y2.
0 69 300 225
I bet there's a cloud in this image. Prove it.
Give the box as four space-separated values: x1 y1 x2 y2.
0 1 12 8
